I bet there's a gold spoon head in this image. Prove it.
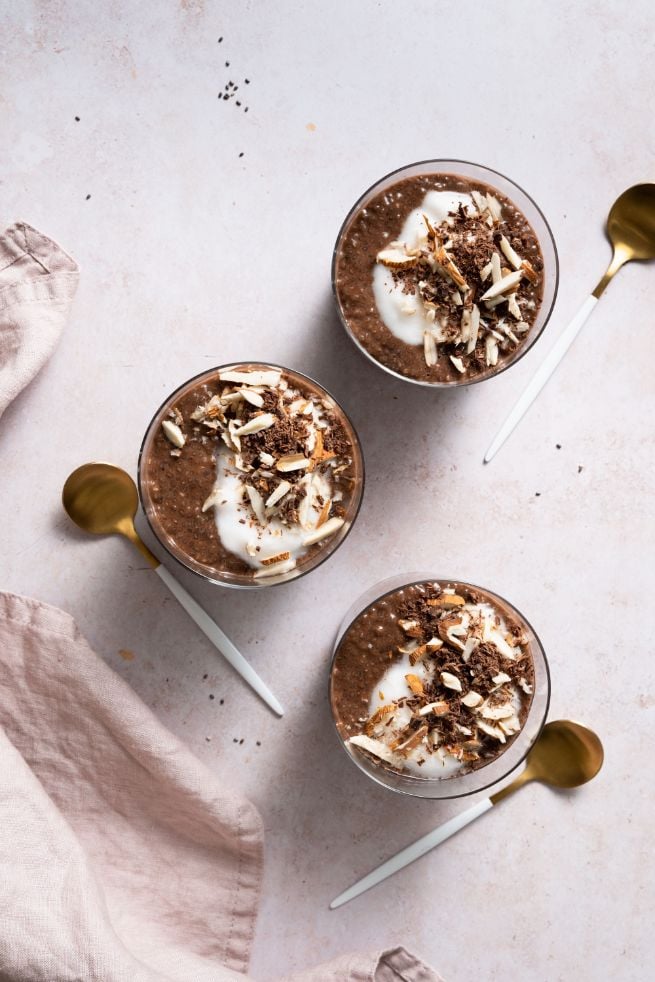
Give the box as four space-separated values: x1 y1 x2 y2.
62 462 139 536
522 719 604 789
607 183 655 261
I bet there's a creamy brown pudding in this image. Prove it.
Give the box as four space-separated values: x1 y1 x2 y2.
331 580 535 780
334 172 545 383
139 365 363 585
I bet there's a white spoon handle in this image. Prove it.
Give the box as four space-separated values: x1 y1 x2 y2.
155 564 284 717
330 797 493 909
484 294 598 463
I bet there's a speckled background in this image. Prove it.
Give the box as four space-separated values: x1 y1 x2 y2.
1 2 654 980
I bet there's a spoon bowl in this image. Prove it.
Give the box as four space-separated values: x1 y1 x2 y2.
607 183 655 261
63 462 139 536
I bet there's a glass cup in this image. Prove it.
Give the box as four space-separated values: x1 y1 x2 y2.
329 574 550 799
332 159 559 387
138 363 365 588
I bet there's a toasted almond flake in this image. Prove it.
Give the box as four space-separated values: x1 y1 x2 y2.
265 480 291 508
245 542 258 557
479 702 514 721
520 259 539 283
376 247 418 269
259 551 291 567
201 488 223 512
466 304 481 354
460 306 471 341
408 643 428 665
161 420 185 448
364 705 395 734
398 639 420 656
492 672 512 685
276 453 311 472
471 190 487 214
480 260 493 282
253 557 297 579
219 369 281 386
398 618 420 634
485 336 499 367
441 671 462 692
456 724 473 736
485 626 519 660
477 720 506 742
302 516 344 546
427 594 465 608
435 247 468 290
519 677 533 695
316 499 331 528
233 413 276 437
499 234 522 270
245 485 266 524
238 387 265 408
405 674 425 696
394 724 429 754
507 293 522 319
461 637 480 663
418 700 450 717
461 690 483 708
423 330 438 366
480 269 524 301
450 355 465 374
401 301 416 314
486 194 502 221
515 320 530 333
348 734 400 764
259 451 276 467
452 290 463 306
219 391 244 405
491 251 502 284
426 636 443 651
422 212 440 241
499 716 521 735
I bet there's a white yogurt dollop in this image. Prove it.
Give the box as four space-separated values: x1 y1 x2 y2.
372 189 476 346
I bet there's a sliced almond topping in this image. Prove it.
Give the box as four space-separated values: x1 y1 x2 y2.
259 451 276 467
456 724 473 736
161 420 185 448
449 355 465 374
405 674 425 696
471 190 487 214
302 516 344 546
398 618 421 635
315 499 332 528
507 293 522 320
201 488 223 512
485 336 499 367
260 550 291 566
461 636 480 663
499 716 521 735
519 677 533 695
237 387 265 408
376 247 418 269
486 194 502 221
499 235 522 271
418 700 450 717
492 672 512 685
426 636 443 651
460 306 471 341
441 671 462 692
219 369 281 387
253 557 297 579
398 639 420 656
479 701 515 721
480 259 493 282
427 594 465 608
515 320 530 333
491 250 502 284
461 690 483 708
408 643 428 666
394 724 429 754
466 304 481 354
265 480 291 508
245 485 266 524
364 705 395 735
233 413 276 437
276 453 311 472
477 720 506 743
348 734 400 764
423 330 438 367
435 247 468 291
480 269 524 301
520 259 539 284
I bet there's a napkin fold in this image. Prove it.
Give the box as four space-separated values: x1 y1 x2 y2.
0 593 443 982
0 221 79 418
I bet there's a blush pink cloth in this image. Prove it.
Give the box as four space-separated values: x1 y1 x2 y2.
0 221 79 418
0 593 443 982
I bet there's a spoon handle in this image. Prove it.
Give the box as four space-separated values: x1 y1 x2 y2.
155 565 284 717
330 797 493 909
484 294 598 463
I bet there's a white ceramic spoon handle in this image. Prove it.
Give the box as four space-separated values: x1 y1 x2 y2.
155 564 284 717
484 294 598 463
330 796 493 909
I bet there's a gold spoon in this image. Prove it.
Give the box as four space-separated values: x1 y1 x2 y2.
330 720 603 908
62 462 284 716
485 184 655 462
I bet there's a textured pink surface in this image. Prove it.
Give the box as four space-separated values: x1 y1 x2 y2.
1 2 653 980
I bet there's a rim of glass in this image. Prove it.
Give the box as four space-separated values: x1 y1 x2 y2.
137 362 366 589
331 158 560 389
328 574 551 799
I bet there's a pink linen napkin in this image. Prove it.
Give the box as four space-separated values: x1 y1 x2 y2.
0 221 79 418
0 593 443 982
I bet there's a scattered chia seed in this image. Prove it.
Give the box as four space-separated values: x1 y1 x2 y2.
238 152 244 157
85 194 91 200
203 673 208 680
245 78 250 84
535 492 541 497
232 738 238 743
556 443 562 449
236 101 241 106
256 741 261 747
209 694 215 700
578 465 584 473
74 116 80 121
225 61 230 67
219 699 224 705
239 738 244 745
218 37 223 43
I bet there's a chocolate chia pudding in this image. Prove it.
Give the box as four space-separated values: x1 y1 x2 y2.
139 364 364 586
330 579 540 786
333 162 557 385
